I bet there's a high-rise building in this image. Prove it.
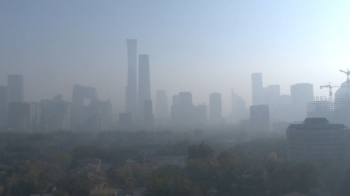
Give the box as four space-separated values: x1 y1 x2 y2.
171 92 194 126
125 39 138 121
138 54 151 120
231 90 248 123
290 83 314 121
251 73 264 105
143 100 154 128
0 86 8 126
250 104 270 132
287 118 349 165
7 75 24 103
209 93 222 123
155 90 168 119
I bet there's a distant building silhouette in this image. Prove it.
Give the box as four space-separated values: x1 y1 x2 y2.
125 39 138 122
8 102 40 132
7 75 24 103
251 73 264 105
290 83 314 121
171 92 195 126
143 100 154 128
250 104 270 132
155 90 168 119
138 54 151 123
230 90 248 123
209 93 222 123
0 86 7 127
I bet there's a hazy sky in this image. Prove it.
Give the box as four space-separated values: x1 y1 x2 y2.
1 0 350 115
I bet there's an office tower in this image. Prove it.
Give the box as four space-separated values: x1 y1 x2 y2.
0 86 7 126
125 39 138 121
171 92 195 126
72 85 98 105
7 75 24 103
209 93 222 123
290 83 313 121
251 73 264 105
40 96 71 132
287 118 349 165
155 90 168 119
250 104 270 132
179 92 192 105
143 100 154 128
138 54 151 119
231 90 248 123
8 102 39 132
265 85 280 106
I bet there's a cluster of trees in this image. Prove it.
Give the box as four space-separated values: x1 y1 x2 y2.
146 143 320 196
0 130 348 195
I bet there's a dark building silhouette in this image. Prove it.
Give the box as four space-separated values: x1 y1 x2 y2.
138 54 151 122
40 95 71 132
7 75 24 103
155 90 168 119
287 118 349 165
143 100 154 128
8 102 40 132
171 92 195 126
250 104 270 132
71 85 112 132
209 93 222 123
251 73 264 105
125 39 138 121
0 86 7 127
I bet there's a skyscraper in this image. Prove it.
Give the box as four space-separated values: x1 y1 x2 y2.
250 104 270 132
209 93 222 123
231 90 248 123
138 54 151 119
143 100 154 128
155 90 168 119
290 83 313 121
125 39 138 121
7 75 24 103
251 73 264 105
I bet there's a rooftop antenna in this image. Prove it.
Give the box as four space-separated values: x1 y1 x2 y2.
339 69 350 83
320 82 340 102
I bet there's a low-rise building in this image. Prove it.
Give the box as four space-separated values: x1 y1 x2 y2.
287 118 349 165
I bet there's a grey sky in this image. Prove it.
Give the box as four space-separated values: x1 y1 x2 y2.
1 0 349 115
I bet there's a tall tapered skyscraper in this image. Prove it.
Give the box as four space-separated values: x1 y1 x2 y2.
125 39 138 120
138 54 151 119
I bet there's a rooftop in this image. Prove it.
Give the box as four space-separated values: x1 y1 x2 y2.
288 118 346 130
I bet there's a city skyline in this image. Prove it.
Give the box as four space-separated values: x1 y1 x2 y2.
1 1 350 115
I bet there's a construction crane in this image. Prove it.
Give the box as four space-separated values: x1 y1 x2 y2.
320 82 340 102
339 69 350 83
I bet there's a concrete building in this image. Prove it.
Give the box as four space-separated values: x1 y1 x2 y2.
125 39 138 121
250 104 270 132
171 92 195 126
290 83 314 121
8 102 41 132
230 90 248 123
143 100 154 128
119 113 132 129
251 73 264 105
7 75 24 103
287 118 349 165
138 54 151 123
0 86 7 127
209 93 222 123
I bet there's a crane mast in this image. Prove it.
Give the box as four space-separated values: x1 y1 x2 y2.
320 82 340 102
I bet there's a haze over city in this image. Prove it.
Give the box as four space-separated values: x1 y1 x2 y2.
1 0 350 115
3 1 350 196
